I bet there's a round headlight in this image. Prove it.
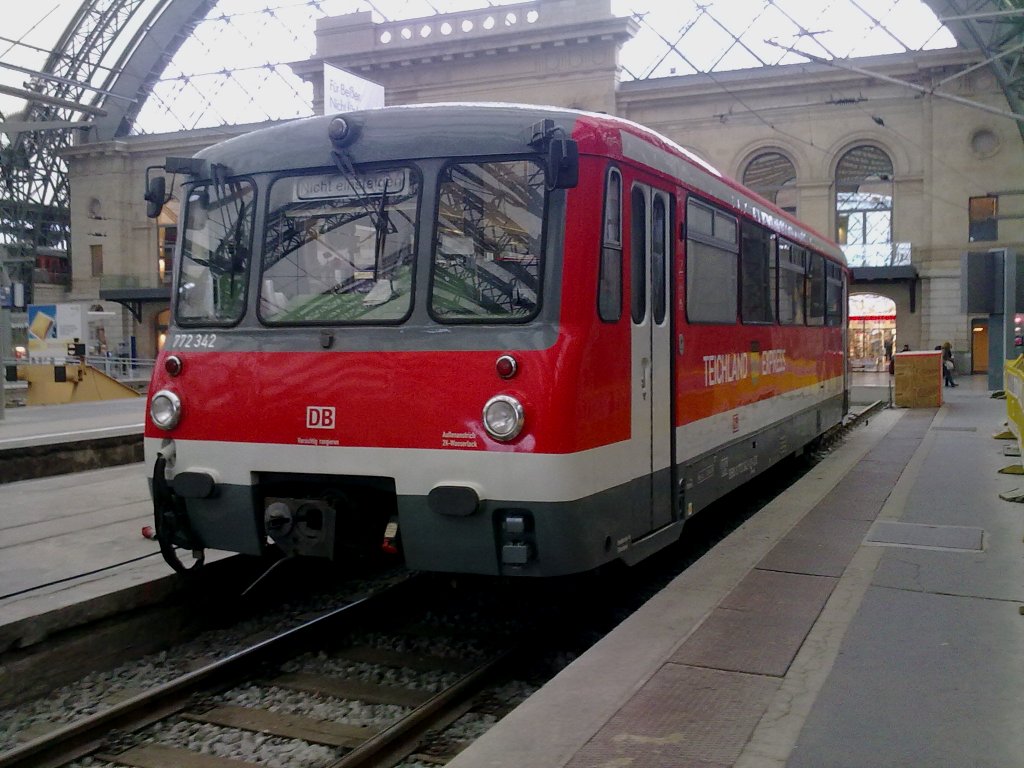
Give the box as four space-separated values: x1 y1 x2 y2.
483 395 525 442
150 389 182 430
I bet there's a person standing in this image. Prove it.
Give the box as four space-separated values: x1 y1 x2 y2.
942 341 957 387
890 344 910 375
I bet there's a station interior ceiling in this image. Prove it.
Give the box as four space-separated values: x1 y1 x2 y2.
0 0 1022 258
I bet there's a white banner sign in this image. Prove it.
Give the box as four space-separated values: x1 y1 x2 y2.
324 63 384 113
27 302 87 360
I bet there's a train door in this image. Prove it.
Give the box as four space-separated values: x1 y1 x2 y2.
629 182 675 537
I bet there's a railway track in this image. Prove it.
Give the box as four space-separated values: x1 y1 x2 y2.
0 574 523 768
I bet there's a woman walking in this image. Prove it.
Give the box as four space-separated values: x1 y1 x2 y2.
942 341 957 387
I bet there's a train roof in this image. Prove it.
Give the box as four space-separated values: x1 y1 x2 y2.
193 103 577 173
190 102 845 265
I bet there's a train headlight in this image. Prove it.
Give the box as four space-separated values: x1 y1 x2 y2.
483 395 524 442
150 389 182 430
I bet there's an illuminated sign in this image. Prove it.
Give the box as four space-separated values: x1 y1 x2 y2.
295 170 406 201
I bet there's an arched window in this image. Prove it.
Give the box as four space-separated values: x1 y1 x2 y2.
835 146 895 266
742 151 797 215
848 293 897 372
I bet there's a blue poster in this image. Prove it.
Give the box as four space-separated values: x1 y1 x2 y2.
28 304 57 340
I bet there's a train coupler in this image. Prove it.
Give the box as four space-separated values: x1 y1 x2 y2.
152 455 206 574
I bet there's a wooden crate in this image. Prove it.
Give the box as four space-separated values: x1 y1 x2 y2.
894 351 942 407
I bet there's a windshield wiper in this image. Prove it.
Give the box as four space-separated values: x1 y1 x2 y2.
331 150 385 234
330 149 399 306
373 179 389 278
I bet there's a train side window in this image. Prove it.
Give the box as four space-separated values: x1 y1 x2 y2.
652 193 668 325
778 240 806 325
714 211 737 244
740 221 774 324
686 199 738 324
825 262 844 326
807 253 825 326
688 202 713 235
631 187 648 324
599 168 622 322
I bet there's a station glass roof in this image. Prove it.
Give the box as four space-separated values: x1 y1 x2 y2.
2 0 960 135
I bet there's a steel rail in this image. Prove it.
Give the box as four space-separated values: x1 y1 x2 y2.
326 647 521 768
0 573 420 768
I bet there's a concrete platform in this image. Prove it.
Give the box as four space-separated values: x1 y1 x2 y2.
0 399 145 483
0 400 160 650
0 463 190 653
0 398 144 452
448 372 1024 768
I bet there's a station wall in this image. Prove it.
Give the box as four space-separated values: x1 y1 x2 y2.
62 0 1024 366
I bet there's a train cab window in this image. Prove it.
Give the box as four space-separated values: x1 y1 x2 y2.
807 253 825 326
740 221 775 324
431 159 544 322
825 262 845 326
177 179 255 326
686 199 738 324
778 240 806 325
260 167 419 324
599 168 622 322
631 187 648 324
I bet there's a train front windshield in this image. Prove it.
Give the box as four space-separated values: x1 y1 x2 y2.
173 159 546 327
177 180 256 325
262 167 419 323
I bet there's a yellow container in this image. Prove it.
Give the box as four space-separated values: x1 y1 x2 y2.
1004 355 1024 447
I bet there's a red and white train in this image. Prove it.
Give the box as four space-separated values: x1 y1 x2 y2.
144 103 848 577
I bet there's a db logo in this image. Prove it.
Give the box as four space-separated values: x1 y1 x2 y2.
306 406 336 430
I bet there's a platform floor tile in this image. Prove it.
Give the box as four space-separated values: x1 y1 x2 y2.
865 520 985 550
756 514 873 578
828 468 900 506
565 665 779 768
806 485 886 521
670 569 836 677
850 437 921 468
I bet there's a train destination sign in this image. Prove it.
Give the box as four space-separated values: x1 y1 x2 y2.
295 169 407 200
